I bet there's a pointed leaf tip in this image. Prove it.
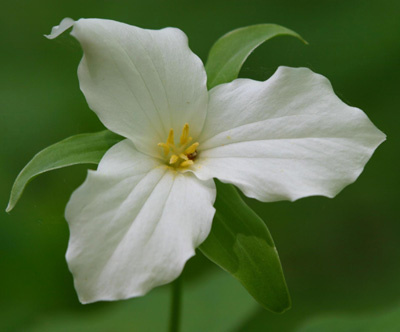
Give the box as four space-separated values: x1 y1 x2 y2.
205 23 307 89
7 130 122 212
200 181 291 313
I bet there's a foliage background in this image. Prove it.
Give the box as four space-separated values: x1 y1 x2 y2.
1 0 399 331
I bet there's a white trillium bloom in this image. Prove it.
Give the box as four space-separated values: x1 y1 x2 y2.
47 18 385 304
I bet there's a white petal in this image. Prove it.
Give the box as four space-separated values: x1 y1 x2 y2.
65 140 216 303
194 67 385 202
44 17 74 39
48 18 208 157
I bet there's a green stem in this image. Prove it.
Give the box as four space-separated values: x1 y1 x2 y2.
168 275 182 332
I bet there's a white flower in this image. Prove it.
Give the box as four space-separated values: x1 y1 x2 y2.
47 18 385 304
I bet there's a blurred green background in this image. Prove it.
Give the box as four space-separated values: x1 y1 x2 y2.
1 0 399 331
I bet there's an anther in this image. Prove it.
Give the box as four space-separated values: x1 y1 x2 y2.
167 129 175 146
180 123 190 145
184 142 199 155
179 153 188 161
157 143 170 155
169 154 179 164
180 160 194 167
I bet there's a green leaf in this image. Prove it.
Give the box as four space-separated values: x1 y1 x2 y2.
6 130 122 212
205 24 307 89
199 181 291 313
200 24 298 312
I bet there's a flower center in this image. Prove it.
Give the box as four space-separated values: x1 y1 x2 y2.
157 123 199 168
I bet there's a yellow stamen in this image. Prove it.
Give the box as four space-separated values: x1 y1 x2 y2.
167 128 175 146
158 123 199 168
184 142 199 155
180 123 190 145
169 154 179 164
180 160 194 167
179 153 188 161
157 143 170 155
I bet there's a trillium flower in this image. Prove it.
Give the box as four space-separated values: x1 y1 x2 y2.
47 18 385 304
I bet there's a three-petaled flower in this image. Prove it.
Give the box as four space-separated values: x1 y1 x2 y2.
47 18 385 304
